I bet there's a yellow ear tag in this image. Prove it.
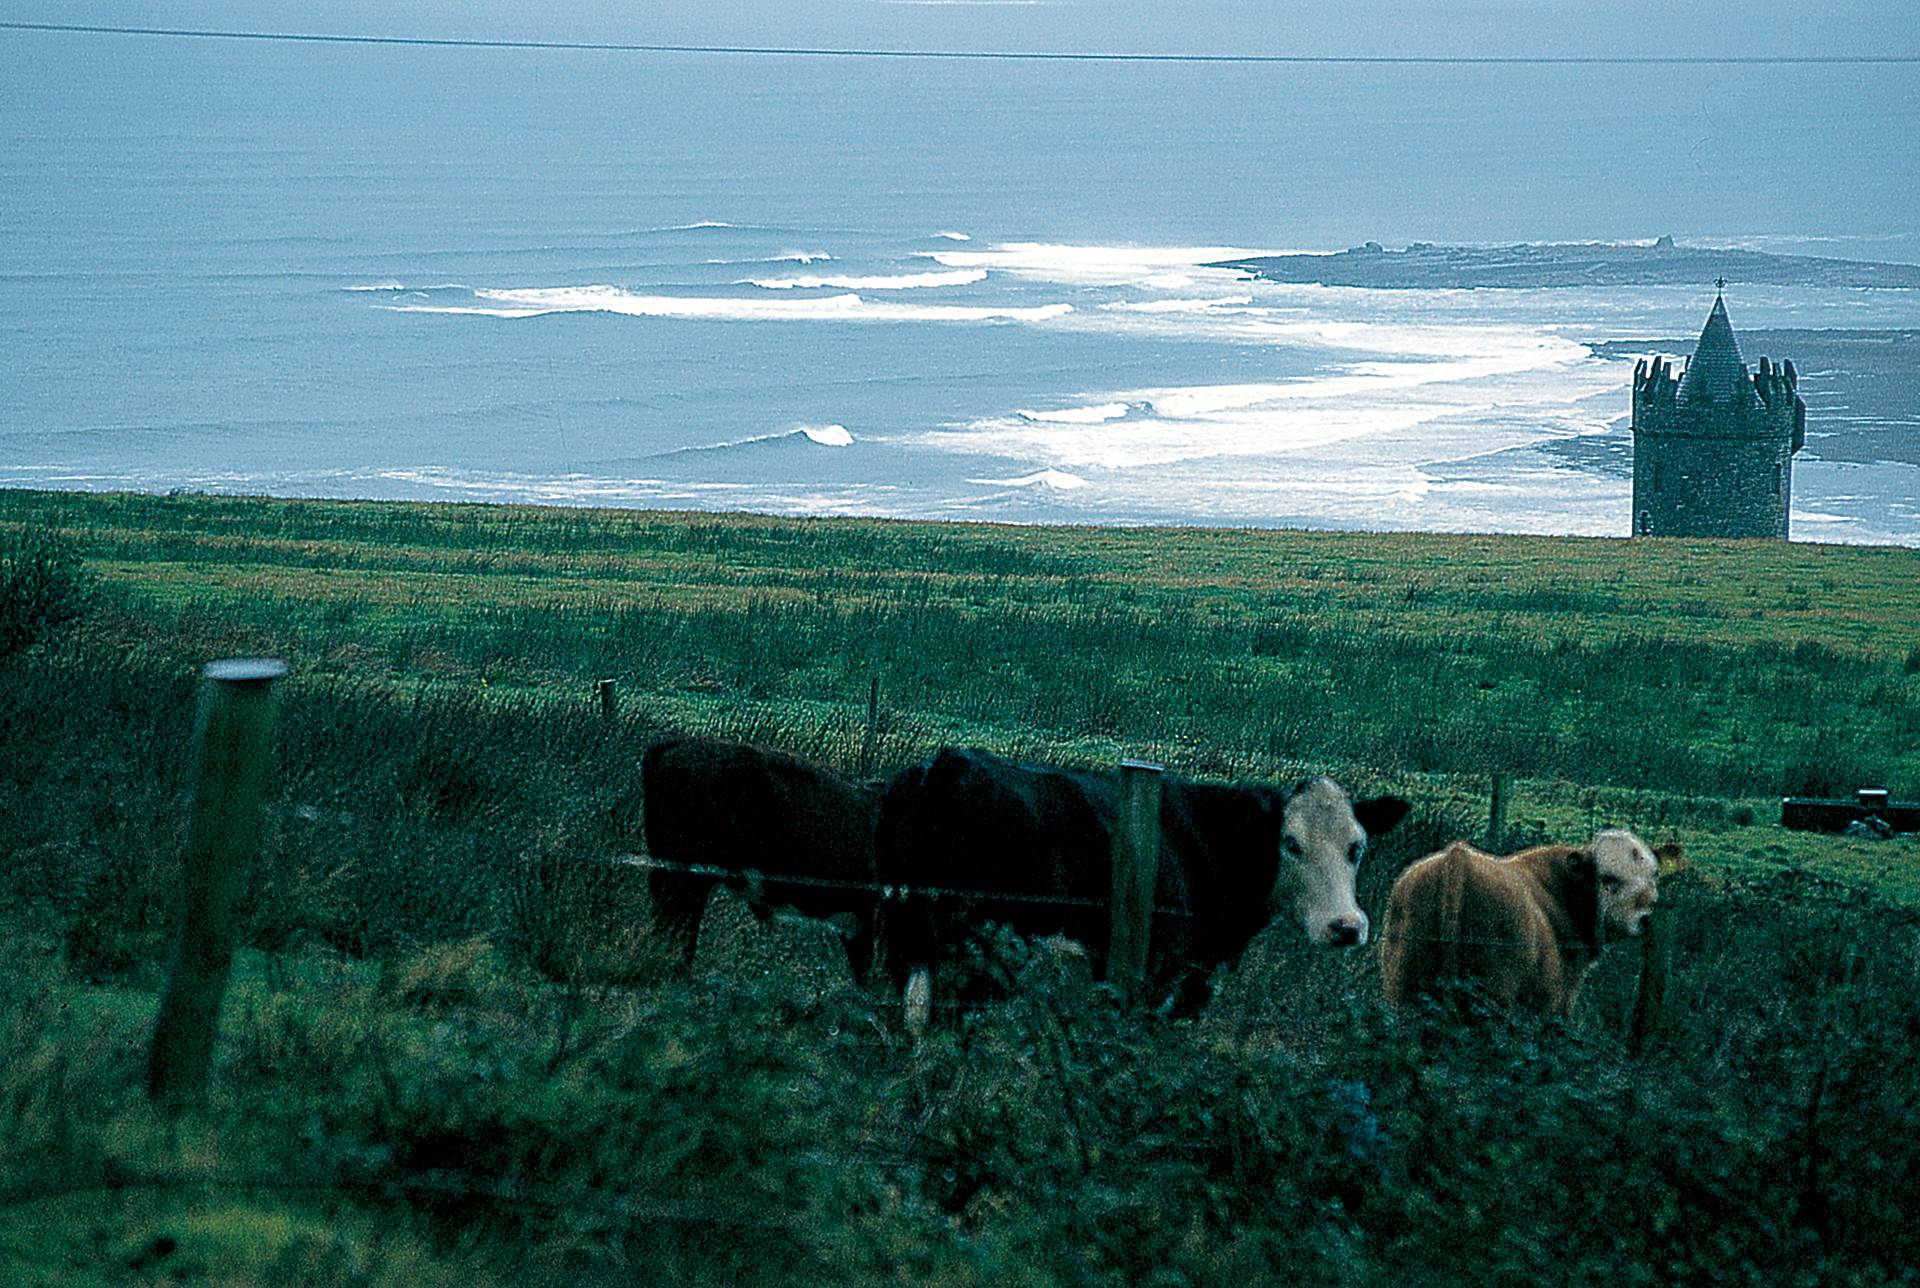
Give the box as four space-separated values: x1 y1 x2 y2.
1654 844 1690 879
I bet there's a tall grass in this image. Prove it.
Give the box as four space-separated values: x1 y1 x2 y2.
7 487 1914 799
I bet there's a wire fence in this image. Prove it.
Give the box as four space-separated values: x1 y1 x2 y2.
607 850 1628 951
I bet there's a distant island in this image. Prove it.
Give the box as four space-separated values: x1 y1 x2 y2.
1215 238 1920 290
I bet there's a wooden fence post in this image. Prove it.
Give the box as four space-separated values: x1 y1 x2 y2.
596 678 617 721
1108 759 1164 1007
1487 773 1510 850
1628 905 1671 1057
147 658 288 1109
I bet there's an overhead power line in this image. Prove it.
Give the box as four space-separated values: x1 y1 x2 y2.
3 21 1917 65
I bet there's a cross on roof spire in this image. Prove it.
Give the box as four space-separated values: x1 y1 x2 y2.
1715 276 1727 291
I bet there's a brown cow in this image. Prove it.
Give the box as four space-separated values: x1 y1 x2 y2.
1379 829 1678 1018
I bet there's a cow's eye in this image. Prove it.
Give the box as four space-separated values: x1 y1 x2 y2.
1600 873 1623 889
1283 836 1304 858
1347 842 1363 865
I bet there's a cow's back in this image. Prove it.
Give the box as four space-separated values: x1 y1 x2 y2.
875 747 1112 910
642 736 876 882
874 748 1116 991
1381 843 1567 1013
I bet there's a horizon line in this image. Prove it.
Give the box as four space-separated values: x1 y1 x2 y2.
4 21 1918 65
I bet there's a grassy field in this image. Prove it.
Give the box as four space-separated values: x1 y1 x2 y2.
2 488 1918 1284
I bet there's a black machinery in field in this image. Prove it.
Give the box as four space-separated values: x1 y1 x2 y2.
1781 788 1918 837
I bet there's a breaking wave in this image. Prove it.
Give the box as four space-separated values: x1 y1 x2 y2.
967 469 1090 490
1015 403 1131 424
386 284 1071 324
1101 296 1255 313
658 425 857 456
747 268 988 290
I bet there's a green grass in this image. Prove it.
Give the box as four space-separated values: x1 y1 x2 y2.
4 488 1916 806
4 487 1920 1284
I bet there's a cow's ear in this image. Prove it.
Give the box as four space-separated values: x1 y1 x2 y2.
1653 842 1687 875
1353 795 1412 837
1565 848 1596 881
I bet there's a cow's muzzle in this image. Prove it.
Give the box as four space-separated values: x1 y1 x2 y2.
1324 914 1368 948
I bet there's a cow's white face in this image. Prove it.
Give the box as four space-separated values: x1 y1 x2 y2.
1591 829 1663 939
1276 777 1409 948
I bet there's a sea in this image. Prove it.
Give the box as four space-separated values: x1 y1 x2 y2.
3 28 1918 543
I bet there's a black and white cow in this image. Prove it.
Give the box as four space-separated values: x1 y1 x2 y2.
874 747 1409 1028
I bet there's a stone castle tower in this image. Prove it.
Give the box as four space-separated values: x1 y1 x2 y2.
1631 293 1806 539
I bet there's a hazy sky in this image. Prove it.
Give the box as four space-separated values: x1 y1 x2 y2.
6 0 1918 59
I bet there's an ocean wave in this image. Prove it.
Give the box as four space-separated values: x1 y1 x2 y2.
1016 403 1131 424
922 242 1300 287
654 425 855 457
386 284 1072 324
344 281 470 294
967 469 1090 490
705 251 834 266
1101 296 1255 313
747 268 988 291
934 231 972 242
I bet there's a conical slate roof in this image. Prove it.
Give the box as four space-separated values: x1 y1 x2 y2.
1677 294 1757 406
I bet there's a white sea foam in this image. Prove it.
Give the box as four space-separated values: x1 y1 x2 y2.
344 280 408 292
915 324 1618 473
388 284 1071 324
747 268 987 290
799 424 854 446
933 230 972 241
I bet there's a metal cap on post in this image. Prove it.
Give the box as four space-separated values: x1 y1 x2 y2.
147 658 288 1109
1109 759 1164 1008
